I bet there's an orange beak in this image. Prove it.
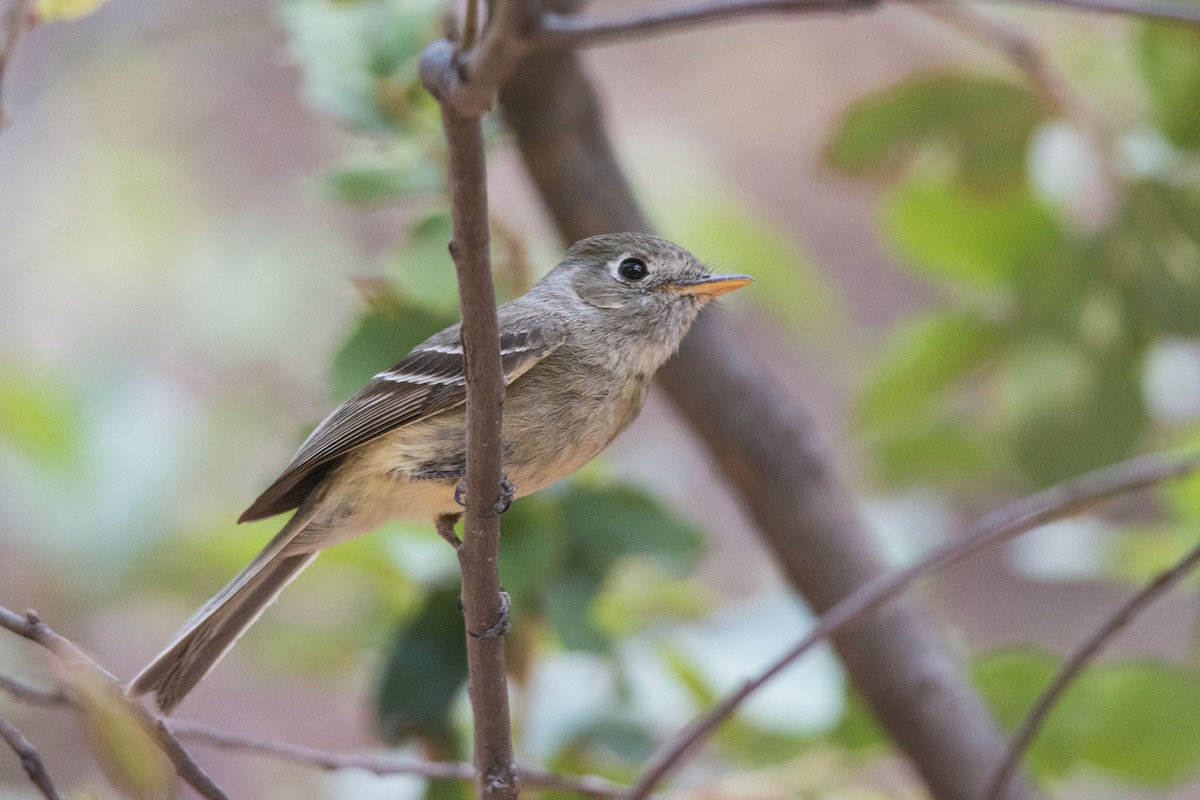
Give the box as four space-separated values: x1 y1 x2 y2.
667 273 754 298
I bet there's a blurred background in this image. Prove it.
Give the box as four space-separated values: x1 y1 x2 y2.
3 0 1200 796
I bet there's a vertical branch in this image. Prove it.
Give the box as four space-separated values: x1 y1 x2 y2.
421 40 518 800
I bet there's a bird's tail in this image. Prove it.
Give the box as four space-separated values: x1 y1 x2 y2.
128 512 320 714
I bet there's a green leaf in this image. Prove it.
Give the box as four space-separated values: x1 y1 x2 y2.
0 365 80 467
559 484 705 579
375 585 468 744
330 292 453 401
999 338 1147 486
322 160 442 205
284 0 441 133
825 73 1043 193
389 212 462 314
537 483 706 652
1138 21 1200 150
883 178 1061 287
972 647 1085 779
1077 661 1200 784
858 312 1000 430
1117 182 1200 336
869 417 989 487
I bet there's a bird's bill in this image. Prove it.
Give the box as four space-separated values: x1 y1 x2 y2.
665 273 754 298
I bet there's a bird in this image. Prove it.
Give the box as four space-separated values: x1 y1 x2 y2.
128 232 752 713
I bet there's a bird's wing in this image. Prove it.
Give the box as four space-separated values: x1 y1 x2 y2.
239 315 566 522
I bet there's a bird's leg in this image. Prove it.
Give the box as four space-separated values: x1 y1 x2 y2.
434 512 462 548
454 474 516 517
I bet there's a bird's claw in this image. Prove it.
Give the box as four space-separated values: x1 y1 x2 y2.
454 474 515 516
467 590 512 640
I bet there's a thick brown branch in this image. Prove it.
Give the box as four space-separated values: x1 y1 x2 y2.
984 536 1200 800
625 450 1200 798
0 715 63 800
422 33 519 799
0 606 230 800
499 19 1036 800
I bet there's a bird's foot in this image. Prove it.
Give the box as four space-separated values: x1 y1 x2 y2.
466 590 511 640
454 474 515 516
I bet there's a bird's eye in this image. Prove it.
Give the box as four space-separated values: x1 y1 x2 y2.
618 257 649 281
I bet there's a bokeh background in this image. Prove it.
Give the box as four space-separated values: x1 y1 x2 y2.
3 0 1200 797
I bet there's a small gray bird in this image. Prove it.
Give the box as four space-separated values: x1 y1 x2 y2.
129 232 751 713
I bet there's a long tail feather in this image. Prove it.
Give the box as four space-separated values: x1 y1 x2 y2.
128 512 322 714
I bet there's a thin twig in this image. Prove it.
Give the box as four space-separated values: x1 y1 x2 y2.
0 676 636 798
534 0 1200 50
983 537 1200 800
0 715 64 800
536 0 880 47
0 675 69 707
0 606 231 800
625 450 1200 799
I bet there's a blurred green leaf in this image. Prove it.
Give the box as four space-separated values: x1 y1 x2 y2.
869 417 989 486
975 649 1200 785
376 585 467 744
973 647 1085 779
883 178 1061 287
322 160 442 205
825 73 1043 193
62 665 173 800
1118 182 1200 336
543 574 609 652
284 0 441 133
999 338 1147 486
330 291 453 401
38 0 106 20
858 312 1001 430
1138 21 1200 150
389 212 463 314
592 558 713 637
559 484 704 579
1110 524 1200 584
497 494 564 611
0 366 81 467
826 689 888 754
1077 662 1200 784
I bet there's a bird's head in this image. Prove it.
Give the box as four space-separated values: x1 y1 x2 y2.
540 232 753 372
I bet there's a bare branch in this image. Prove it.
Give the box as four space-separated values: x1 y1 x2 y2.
0 715 64 800
421 19 519 797
625 450 1200 798
0 676 637 798
983 537 1200 800
535 0 878 46
0 605 231 800
535 0 1200 49
0 675 68 707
